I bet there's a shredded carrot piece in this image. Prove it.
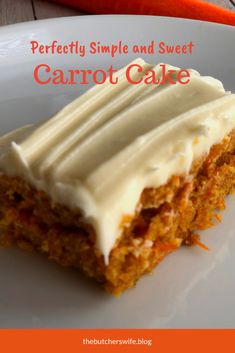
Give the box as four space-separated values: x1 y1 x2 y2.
193 238 210 251
119 214 133 228
158 243 178 253
214 213 222 223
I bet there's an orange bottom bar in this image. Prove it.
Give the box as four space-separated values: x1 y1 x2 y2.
0 329 234 353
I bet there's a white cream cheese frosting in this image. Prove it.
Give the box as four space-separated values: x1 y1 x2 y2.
1 58 235 264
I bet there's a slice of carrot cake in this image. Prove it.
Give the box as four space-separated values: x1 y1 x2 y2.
0 58 235 295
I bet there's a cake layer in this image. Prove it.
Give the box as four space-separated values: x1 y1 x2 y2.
1 130 235 294
1 59 235 263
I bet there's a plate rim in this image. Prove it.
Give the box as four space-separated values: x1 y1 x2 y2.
0 14 235 34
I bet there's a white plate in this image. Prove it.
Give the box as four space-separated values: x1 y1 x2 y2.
0 15 235 328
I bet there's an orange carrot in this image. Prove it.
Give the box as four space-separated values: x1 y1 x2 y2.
193 238 210 251
119 214 133 228
158 243 178 253
214 213 222 223
49 0 235 26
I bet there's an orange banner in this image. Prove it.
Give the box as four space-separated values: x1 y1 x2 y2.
0 329 234 353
